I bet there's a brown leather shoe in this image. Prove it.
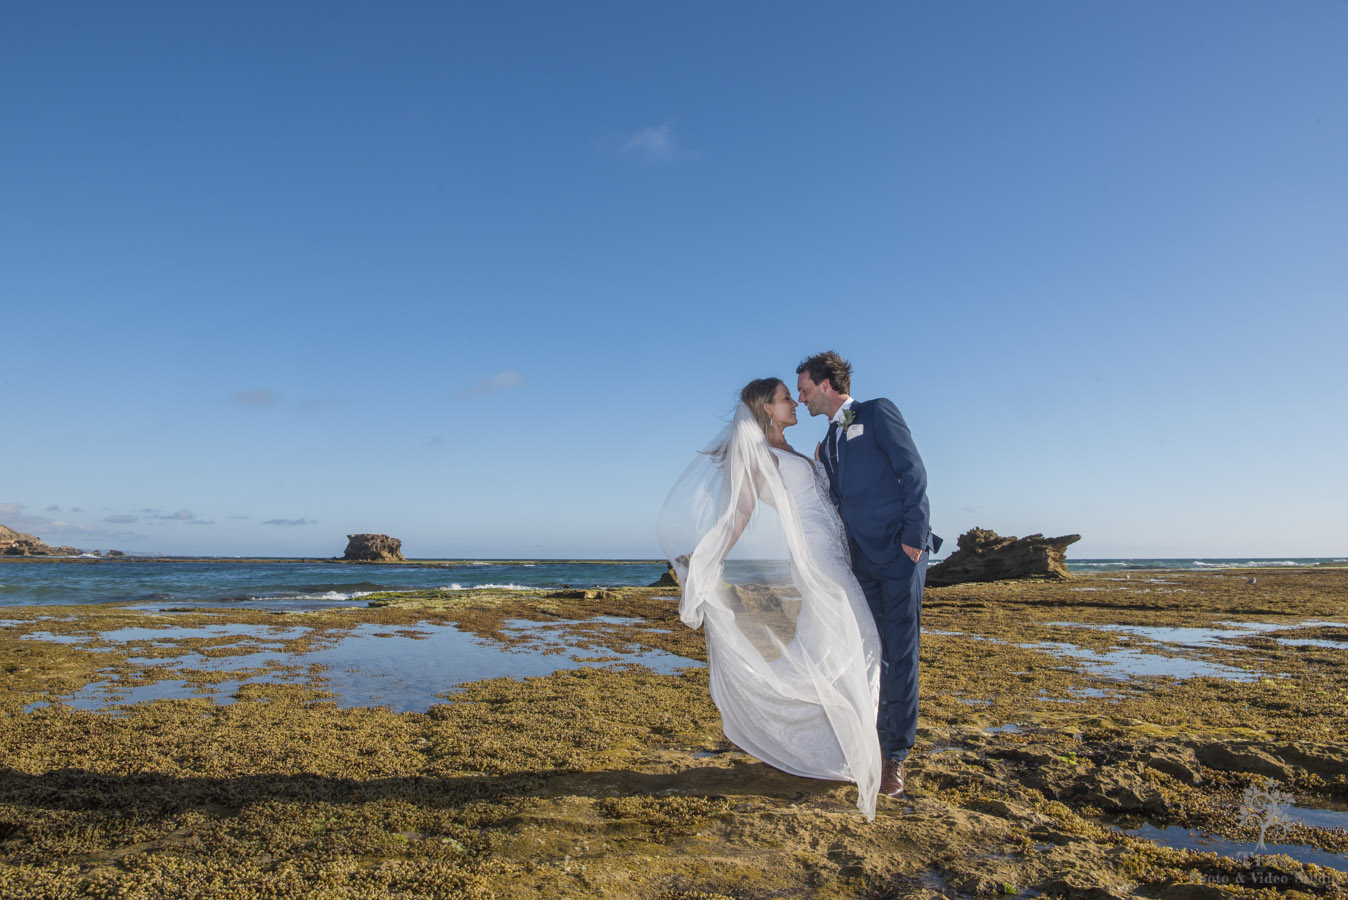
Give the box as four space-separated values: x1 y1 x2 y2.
879 758 906 797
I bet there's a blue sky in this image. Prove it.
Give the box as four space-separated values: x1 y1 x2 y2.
3 2 1345 559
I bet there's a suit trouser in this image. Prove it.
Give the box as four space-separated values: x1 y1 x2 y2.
850 543 926 761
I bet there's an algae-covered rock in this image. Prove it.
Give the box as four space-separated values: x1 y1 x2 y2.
1138 749 1203 785
1079 766 1166 813
5 569 1348 899
1194 742 1296 780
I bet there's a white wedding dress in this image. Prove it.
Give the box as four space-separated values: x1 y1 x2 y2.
658 404 882 818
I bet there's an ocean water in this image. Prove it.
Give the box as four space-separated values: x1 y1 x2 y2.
0 559 669 609
0 557 1341 610
1070 558 1345 572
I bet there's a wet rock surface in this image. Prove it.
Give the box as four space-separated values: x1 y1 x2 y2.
2 567 1348 897
649 562 680 588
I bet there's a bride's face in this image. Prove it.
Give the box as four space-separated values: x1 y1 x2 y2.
764 383 798 430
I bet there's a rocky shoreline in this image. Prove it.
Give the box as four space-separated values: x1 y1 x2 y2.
2 570 1347 898
0 524 91 558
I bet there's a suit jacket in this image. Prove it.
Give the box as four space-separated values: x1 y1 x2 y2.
821 398 934 565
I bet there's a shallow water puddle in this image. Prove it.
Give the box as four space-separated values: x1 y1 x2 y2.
105 623 310 643
924 627 1259 682
1045 621 1281 648
1020 640 1260 681
27 617 702 713
1048 619 1348 649
1032 619 1348 676
21 622 309 647
28 672 295 712
1124 820 1348 873
1276 638 1348 650
305 621 699 711
1068 686 1113 698
1284 797 1348 831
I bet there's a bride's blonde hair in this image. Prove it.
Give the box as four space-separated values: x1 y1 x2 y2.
740 377 785 434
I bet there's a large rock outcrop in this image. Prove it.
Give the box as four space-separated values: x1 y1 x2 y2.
342 533 406 562
926 527 1080 587
0 524 84 557
649 561 681 588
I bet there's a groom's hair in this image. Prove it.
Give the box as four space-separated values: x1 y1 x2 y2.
796 351 852 395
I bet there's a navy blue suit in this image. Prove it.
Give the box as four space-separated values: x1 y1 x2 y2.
820 398 938 762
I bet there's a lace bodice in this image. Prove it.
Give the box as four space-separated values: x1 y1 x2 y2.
771 447 848 559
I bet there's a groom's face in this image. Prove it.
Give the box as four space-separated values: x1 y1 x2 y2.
796 372 832 417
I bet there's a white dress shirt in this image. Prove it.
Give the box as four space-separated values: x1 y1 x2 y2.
829 397 855 461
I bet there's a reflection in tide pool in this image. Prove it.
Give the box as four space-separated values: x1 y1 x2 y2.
30 618 703 714
307 621 699 712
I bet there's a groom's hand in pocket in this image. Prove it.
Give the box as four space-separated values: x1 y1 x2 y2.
902 544 923 563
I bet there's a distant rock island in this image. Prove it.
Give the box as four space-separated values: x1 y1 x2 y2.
926 527 1081 586
342 533 406 562
0 523 85 557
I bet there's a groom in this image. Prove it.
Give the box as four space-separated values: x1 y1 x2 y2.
797 351 939 798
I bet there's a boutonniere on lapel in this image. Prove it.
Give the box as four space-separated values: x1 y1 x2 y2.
839 407 863 440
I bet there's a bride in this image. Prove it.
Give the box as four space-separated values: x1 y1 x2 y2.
658 377 882 818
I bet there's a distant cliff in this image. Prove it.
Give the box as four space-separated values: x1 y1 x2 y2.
0 524 86 557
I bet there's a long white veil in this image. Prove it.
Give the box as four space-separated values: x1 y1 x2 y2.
657 402 881 819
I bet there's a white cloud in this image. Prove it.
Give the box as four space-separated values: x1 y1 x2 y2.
136 508 197 521
263 518 317 526
231 388 281 409
454 370 524 401
104 514 139 524
621 121 700 164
